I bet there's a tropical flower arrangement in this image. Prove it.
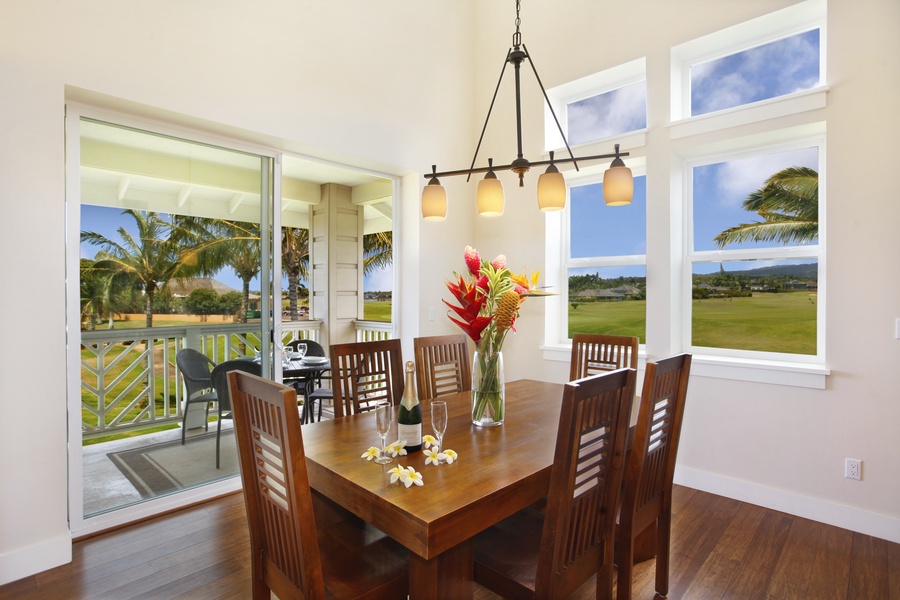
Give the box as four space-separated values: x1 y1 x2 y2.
444 246 544 425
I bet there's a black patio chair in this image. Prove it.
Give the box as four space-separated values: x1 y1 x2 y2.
210 359 262 469
175 348 217 445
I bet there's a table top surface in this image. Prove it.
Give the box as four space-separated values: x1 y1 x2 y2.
301 379 564 559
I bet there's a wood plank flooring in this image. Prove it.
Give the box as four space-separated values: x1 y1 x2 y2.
1 486 897 599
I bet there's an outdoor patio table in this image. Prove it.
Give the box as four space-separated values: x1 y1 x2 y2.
300 379 564 600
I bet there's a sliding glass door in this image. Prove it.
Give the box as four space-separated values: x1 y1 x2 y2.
67 110 279 534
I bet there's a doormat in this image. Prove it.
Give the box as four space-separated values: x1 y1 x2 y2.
107 431 239 499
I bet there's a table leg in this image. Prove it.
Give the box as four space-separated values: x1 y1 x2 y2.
409 540 474 600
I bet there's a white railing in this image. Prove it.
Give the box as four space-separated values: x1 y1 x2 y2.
80 320 322 439
354 320 394 342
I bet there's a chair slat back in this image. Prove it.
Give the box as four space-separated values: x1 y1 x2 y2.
228 371 326 600
413 334 471 401
535 368 635 599
622 354 692 525
330 339 404 418
569 334 639 381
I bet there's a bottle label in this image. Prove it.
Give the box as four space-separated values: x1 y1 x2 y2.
398 423 421 446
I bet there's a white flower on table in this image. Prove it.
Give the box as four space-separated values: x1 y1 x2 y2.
387 465 424 487
422 434 437 449
403 466 424 488
442 449 458 464
424 449 442 466
360 447 381 461
385 440 408 457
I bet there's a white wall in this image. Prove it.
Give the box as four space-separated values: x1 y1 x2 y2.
1 0 898 585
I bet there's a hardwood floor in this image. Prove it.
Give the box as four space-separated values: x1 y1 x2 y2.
2 486 897 599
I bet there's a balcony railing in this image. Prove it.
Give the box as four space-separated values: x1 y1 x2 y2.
354 320 393 342
79 320 322 439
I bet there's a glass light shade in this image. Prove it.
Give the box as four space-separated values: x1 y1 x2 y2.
537 168 566 211
477 175 504 216
603 164 633 206
421 181 447 220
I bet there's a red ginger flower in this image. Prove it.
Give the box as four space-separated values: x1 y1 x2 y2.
464 246 481 276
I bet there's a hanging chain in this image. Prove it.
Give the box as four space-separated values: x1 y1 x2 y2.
512 0 522 48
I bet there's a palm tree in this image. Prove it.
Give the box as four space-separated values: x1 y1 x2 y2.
714 166 818 248
363 231 393 275
81 210 202 327
282 227 309 321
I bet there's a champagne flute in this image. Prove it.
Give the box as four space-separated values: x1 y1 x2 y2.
431 400 448 463
374 402 393 465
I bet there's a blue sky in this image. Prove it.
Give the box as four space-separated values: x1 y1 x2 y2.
80 205 392 293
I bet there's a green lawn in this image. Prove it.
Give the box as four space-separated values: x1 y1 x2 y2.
568 292 816 354
363 301 392 322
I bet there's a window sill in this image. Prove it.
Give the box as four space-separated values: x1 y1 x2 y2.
542 344 828 389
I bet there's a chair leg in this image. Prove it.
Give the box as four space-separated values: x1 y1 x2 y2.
181 410 187 445
597 537 615 600
216 414 222 469
656 511 671 597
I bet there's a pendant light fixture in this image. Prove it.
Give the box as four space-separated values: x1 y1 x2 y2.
421 0 633 220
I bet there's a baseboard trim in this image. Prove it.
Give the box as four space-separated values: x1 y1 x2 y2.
0 533 72 586
675 465 900 544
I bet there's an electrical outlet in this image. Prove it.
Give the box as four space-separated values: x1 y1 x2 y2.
845 458 862 481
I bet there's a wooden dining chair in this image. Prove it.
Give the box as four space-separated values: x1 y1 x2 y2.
616 353 692 600
569 333 639 380
413 334 471 401
330 338 404 418
228 370 408 600
473 368 636 600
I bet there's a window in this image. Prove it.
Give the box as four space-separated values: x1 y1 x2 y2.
690 29 821 117
566 80 647 145
546 0 828 386
565 175 647 342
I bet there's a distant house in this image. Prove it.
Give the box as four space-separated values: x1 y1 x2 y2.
167 277 239 298
573 289 624 301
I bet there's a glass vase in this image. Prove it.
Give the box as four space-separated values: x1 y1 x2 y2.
472 349 505 426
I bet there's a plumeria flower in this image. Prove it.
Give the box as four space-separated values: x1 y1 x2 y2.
388 466 407 484
403 466 424 488
424 449 442 466
385 440 408 457
361 447 381 461
442 449 458 464
422 435 437 449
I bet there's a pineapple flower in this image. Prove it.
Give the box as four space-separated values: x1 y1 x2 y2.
424 449 442 466
422 434 437 449
361 447 381 461
442 449 458 464
385 440 408 457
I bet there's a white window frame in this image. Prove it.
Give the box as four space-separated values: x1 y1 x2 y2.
684 135 826 364
670 0 827 132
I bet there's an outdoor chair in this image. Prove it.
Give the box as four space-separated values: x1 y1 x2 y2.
330 339 404 418
175 348 217 445
474 368 635 600
210 359 261 469
413 334 471 401
286 338 332 423
228 370 408 599
616 353 692 600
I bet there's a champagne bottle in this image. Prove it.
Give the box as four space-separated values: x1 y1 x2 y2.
397 361 423 453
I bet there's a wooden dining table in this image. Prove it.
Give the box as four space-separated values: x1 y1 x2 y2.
301 379 564 599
